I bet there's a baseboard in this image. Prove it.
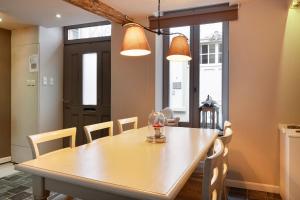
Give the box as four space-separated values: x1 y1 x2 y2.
226 179 280 194
0 156 11 164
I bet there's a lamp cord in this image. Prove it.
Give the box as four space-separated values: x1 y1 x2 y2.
158 0 161 35
124 0 185 37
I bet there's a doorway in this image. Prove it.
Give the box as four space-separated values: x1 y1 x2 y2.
163 22 229 129
63 22 111 145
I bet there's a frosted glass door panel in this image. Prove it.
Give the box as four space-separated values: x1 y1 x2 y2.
82 53 97 105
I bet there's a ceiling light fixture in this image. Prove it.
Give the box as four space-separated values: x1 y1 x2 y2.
121 0 192 61
56 14 62 18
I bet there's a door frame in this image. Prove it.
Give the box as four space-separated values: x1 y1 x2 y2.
162 22 229 128
63 21 112 145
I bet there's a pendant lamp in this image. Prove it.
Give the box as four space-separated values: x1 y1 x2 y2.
167 35 192 61
120 0 192 61
120 23 151 56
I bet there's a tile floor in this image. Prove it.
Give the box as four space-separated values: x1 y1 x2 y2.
0 163 282 200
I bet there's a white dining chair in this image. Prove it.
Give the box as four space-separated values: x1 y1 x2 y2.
117 116 138 133
176 138 225 200
27 127 76 159
161 107 180 127
84 121 113 143
27 128 76 200
218 127 233 200
223 120 232 132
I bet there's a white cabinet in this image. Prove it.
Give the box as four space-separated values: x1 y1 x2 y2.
279 124 300 200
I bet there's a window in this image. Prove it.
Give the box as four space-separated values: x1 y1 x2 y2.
68 24 111 40
64 22 111 44
200 43 222 64
163 22 229 128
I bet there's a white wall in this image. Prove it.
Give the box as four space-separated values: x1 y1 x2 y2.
38 27 64 154
38 27 63 132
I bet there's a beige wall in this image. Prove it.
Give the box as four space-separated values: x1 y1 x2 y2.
0 28 11 159
111 22 155 133
277 8 300 123
228 0 300 186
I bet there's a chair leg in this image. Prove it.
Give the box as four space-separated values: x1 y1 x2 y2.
223 185 228 200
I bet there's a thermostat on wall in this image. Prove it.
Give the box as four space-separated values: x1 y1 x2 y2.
29 54 39 72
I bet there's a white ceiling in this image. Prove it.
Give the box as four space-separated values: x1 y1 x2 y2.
0 0 105 30
0 0 237 30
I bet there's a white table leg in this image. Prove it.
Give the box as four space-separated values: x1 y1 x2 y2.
32 176 49 200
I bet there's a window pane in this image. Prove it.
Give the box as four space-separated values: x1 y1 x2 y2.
82 53 97 105
218 44 223 53
201 55 208 64
201 44 208 54
199 22 223 128
209 44 215 53
218 53 222 63
209 54 215 64
68 24 111 40
169 26 190 122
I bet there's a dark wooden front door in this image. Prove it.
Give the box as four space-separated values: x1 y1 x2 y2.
63 41 111 146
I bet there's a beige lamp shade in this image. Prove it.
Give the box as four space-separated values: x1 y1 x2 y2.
167 35 192 61
121 23 151 56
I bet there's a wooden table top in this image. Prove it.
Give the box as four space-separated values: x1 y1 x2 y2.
16 126 218 200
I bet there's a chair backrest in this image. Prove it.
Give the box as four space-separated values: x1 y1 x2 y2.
223 121 232 132
27 128 76 159
117 117 138 133
219 127 233 194
161 107 174 119
202 138 225 200
84 121 113 143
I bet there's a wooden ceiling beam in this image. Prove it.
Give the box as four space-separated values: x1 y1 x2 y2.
63 0 132 25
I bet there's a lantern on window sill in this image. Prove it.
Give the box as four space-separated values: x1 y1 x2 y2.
147 111 166 143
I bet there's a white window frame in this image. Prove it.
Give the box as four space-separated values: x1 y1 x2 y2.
200 42 222 65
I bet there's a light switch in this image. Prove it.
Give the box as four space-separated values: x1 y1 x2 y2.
26 80 36 86
43 76 47 85
31 80 36 86
49 77 54 86
26 80 31 86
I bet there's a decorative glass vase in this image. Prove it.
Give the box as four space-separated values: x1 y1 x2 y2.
148 111 166 138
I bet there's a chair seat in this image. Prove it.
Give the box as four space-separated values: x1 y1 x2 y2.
175 176 203 200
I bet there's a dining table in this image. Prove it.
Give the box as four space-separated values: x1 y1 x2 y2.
16 126 218 200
